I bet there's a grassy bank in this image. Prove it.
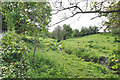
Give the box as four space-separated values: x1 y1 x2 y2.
61 33 118 63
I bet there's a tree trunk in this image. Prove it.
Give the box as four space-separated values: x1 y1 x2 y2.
32 18 41 63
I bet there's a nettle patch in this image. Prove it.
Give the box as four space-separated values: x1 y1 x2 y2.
2 30 29 78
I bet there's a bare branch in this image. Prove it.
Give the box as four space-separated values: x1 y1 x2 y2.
51 12 78 26
76 9 120 14
52 5 77 15
51 0 120 27
51 8 120 26
91 15 102 20
76 5 83 12
52 4 120 15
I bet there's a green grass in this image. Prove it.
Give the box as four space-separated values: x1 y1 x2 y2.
26 42 67 78
24 33 120 78
61 33 118 63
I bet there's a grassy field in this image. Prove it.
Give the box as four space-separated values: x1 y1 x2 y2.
61 33 118 63
24 33 119 78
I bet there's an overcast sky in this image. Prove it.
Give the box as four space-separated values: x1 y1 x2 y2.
48 0 112 32
49 12 107 32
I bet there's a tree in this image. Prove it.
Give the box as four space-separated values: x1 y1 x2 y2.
51 25 62 42
93 26 99 34
72 29 79 37
62 24 73 39
88 26 93 34
84 27 89 35
56 26 62 42
25 2 51 62
2 2 52 62
79 27 86 37
2 2 29 34
104 1 120 35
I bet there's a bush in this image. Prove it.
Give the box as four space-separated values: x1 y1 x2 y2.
108 49 120 72
22 36 34 43
2 30 29 78
2 30 29 62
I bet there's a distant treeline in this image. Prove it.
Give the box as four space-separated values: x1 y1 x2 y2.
48 24 99 42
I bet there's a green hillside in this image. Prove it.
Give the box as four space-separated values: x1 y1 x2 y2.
2 33 120 78
24 33 119 78
61 33 118 63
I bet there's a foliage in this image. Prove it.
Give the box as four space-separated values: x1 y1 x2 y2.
25 37 119 78
25 40 67 78
1 1 120 78
51 25 62 42
50 25 99 40
2 2 52 34
104 1 120 35
108 49 120 72
103 1 120 73
79 26 99 37
1 30 29 78
72 29 79 37
2 61 29 78
2 30 28 62
1 33 120 78
62 24 73 39
2 2 28 33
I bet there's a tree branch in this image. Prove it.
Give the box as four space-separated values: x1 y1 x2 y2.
51 12 78 26
51 8 120 27
52 6 77 15
91 15 102 20
75 9 120 14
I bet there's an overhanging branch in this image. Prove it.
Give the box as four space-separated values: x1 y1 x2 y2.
51 12 78 26
51 9 120 27
76 9 120 13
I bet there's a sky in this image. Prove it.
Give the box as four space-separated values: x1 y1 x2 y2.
48 0 110 32
49 12 107 32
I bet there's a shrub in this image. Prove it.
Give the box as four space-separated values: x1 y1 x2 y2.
108 49 120 72
2 30 29 78
2 30 29 62
22 36 34 43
